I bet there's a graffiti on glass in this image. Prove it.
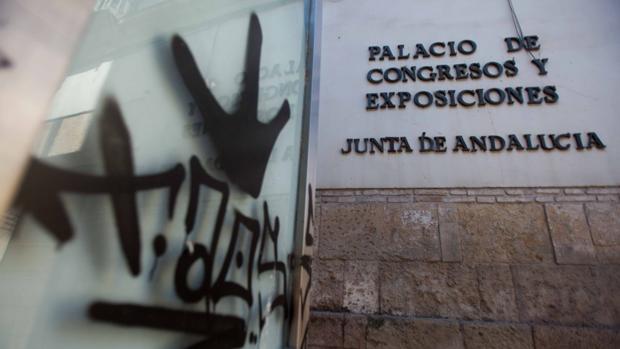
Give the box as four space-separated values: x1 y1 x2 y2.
13 13 310 348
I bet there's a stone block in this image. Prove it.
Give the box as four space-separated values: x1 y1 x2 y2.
414 195 444 202
377 189 413 196
322 196 341 203
313 203 321 255
535 195 555 203
310 259 344 310
357 196 386 203
320 203 440 261
533 325 620 349
439 223 462 262
587 188 620 195
555 195 596 202
320 189 359 197
366 317 463 349
338 196 357 203
344 261 379 313
477 265 518 321
565 188 586 195
438 205 458 222
476 196 496 203
591 265 620 326
545 204 597 264
586 203 620 246
496 196 534 203
467 189 505 196
512 265 599 325
536 188 561 194
319 203 378 260
456 204 553 264
382 204 440 261
443 196 476 203
387 196 411 203
463 323 533 349
595 245 620 264
379 262 479 319
308 312 344 347
597 195 619 202
414 189 450 195
344 314 367 349
438 205 461 262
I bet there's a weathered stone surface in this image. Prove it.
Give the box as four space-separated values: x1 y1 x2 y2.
366 317 463 349
310 259 344 310
467 189 505 196
595 245 620 264
357 196 387 203
496 196 534 203
438 205 458 223
387 196 411 203
314 203 321 257
587 188 620 195
377 189 413 196
512 265 599 325
379 262 479 319
463 323 533 349
344 261 379 314
586 203 620 246
476 196 496 203
597 195 620 202
344 314 367 349
319 203 375 260
443 196 476 203
335 196 356 203
320 189 361 197
415 195 444 203
533 325 620 349
477 265 518 321
457 204 553 264
535 195 555 203
438 205 462 262
555 195 596 202
320 203 440 261
545 204 597 264
591 265 620 326
308 312 344 348
439 223 462 262
415 189 450 195
536 188 561 194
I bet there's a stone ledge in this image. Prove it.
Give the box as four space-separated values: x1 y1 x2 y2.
318 186 620 205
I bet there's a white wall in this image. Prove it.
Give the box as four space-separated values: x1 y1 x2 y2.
317 0 620 188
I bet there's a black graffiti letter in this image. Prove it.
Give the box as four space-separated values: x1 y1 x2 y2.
172 13 290 198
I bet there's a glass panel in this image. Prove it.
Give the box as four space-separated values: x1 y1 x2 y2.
0 0 309 348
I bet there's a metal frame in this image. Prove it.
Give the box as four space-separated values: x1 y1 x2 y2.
288 0 322 347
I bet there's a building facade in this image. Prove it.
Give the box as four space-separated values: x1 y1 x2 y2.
1 0 620 348
308 0 620 348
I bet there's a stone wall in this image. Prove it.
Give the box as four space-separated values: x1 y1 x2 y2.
308 187 620 349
